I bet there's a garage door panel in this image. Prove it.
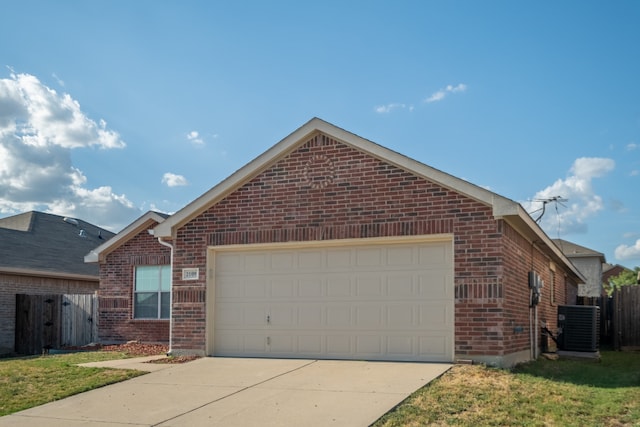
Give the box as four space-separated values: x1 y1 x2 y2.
244 277 267 297
419 245 451 266
298 250 323 269
298 335 322 353
386 246 415 266
356 275 383 297
299 306 323 326
356 335 382 354
386 336 414 356
215 333 267 354
299 277 323 297
326 335 351 354
356 247 383 266
387 305 415 328
418 305 451 328
212 239 453 362
419 335 450 359
326 306 352 327
355 306 382 327
327 276 352 297
418 271 451 298
270 278 295 297
216 304 268 328
386 274 415 297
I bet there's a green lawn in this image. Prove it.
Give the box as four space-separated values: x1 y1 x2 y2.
0 351 144 416
374 351 640 427
2 350 639 425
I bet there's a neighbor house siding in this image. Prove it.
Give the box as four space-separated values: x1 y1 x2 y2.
0 273 96 352
169 132 513 358
98 223 170 344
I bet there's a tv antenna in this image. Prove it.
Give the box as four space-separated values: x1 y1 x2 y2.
529 196 568 223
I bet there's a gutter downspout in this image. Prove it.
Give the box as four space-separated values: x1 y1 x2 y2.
157 236 174 355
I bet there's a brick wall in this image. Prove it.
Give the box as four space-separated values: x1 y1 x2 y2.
0 273 96 352
159 131 576 363
98 222 170 344
170 132 517 357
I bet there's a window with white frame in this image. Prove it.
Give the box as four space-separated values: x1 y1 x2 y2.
134 265 171 319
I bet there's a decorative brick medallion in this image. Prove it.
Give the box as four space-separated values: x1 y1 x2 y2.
302 154 335 189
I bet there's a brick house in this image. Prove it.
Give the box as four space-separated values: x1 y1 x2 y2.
85 211 170 344
89 118 583 366
0 211 114 354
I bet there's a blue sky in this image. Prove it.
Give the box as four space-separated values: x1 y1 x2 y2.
1 1 639 265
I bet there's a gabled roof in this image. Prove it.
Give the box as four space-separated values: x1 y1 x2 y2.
552 239 606 263
84 211 169 263
0 211 115 279
153 117 585 283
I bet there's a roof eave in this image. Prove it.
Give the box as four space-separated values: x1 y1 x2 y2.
494 202 586 283
85 211 167 263
0 266 99 282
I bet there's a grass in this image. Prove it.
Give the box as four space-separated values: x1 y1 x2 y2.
0 351 145 416
2 350 639 424
374 350 640 427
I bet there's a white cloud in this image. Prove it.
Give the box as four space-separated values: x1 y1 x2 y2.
626 142 638 151
162 172 188 187
425 83 467 103
187 130 204 145
524 157 615 235
0 71 139 232
615 239 640 261
375 103 407 114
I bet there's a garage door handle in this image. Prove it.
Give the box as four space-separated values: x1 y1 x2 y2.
266 315 270 323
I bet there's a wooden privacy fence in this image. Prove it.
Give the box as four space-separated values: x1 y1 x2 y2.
15 293 98 355
613 286 640 350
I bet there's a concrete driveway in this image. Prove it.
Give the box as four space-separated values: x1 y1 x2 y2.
1 357 451 427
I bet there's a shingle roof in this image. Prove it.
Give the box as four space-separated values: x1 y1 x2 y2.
552 238 606 262
0 211 115 277
84 211 168 263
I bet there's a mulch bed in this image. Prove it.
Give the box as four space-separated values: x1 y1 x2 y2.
64 342 200 364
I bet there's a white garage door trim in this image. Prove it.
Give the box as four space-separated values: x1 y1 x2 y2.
206 234 454 362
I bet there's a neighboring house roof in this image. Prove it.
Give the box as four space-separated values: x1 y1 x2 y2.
152 117 585 283
84 211 169 263
0 211 115 280
552 239 606 263
602 263 633 283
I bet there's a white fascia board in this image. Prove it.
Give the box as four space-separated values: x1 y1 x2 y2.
495 202 586 283
85 211 166 263
0 266 99 282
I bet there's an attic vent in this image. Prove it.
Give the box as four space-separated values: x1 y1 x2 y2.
63 217 79 226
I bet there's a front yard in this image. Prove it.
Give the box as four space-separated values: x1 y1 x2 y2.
374 350 640 426
1 348 639 425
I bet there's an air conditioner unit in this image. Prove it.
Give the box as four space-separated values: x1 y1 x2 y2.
557 305 600 352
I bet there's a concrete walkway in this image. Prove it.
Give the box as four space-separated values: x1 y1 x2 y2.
1 357 451 426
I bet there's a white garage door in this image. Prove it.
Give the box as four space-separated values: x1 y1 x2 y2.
210 238 454 362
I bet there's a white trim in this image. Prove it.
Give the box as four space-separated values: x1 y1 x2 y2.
206 235 455 361
84 211 167 263
208 233 454 253
0 267 98 282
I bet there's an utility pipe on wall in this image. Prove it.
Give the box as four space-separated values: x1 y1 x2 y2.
156 235 174 355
